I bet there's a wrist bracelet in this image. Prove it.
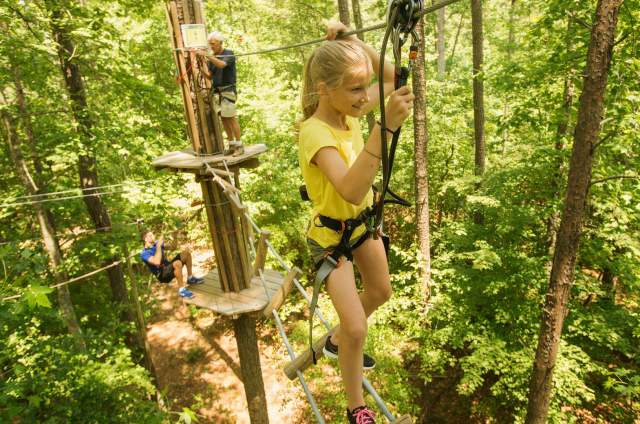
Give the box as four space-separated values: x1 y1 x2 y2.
363 147 381 160
376 120 396 134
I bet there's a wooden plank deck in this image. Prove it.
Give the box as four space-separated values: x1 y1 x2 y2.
183 267 286 316
152 144 267 172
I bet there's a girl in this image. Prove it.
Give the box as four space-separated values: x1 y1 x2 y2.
298 21 414 423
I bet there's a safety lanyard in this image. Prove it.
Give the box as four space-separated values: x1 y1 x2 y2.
374 0 423 234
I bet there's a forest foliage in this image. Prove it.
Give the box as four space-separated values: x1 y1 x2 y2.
0 0 638 422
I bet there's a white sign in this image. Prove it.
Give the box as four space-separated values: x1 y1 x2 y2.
181 24 207 50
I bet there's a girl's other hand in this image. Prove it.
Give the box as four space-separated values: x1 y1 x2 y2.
324 20 356 41
384 86 415 131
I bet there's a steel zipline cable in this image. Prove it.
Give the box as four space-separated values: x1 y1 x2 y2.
209 0 462 58
2 176 172 205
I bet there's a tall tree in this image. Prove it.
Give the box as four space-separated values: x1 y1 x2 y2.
1 101 85 351
337 0 351 27
45 0 133 325
412 18 432 307
526 0 624 422
351 0 376 131
547 17 576 252
435 0 446 79
501 0 516 152
471 0 485 224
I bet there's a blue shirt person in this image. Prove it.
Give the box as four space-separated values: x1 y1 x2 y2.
140 230 204 298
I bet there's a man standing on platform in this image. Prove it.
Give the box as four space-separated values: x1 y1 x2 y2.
140 230 204 299
199 31 242 151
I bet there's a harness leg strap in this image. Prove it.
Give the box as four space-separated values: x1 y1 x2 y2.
309 257 338 364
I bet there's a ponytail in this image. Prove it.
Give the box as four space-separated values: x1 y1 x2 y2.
301 49 320 120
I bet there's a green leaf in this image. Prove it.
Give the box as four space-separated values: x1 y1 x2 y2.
24 285 53 309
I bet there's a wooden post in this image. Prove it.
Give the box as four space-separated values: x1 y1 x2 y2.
233 315 270 424
200 178 230 291
262 267 301 318
123 244 159 388
167 1 201 152
252 231 270 276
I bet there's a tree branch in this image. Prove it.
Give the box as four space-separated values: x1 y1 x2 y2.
614 31 630 46
568 12 592 30
591 130 616 153
590 175 639 186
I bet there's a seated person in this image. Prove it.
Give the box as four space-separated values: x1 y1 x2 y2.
140 229 204 299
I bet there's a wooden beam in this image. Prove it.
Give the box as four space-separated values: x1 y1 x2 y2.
252 230 270 276
284 325 337 380
168 1 201 152
165 3 192 143
201 181 230 291
211 183 241 292
262 267 301 318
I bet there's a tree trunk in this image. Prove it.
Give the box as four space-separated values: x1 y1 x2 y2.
546 18 576 253
448 12 464 67
47 2 134 326
12 66 44 179
501 0 516 153
435 0 446 79
233 315 269 423
525 1 623 422
1 107 85 351
412 19 432 307
337 0 350 27
351 0 375 132
471 0 485 225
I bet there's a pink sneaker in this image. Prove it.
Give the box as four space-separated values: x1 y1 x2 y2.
347 406 376 424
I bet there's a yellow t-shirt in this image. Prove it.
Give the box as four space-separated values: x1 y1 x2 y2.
298 116 374 248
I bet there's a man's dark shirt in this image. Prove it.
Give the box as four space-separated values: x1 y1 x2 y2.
208 48 236 90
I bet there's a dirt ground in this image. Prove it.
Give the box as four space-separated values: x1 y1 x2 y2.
145 249 311 423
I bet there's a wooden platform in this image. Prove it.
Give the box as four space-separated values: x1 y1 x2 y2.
152 144 267 172
183 267 285 316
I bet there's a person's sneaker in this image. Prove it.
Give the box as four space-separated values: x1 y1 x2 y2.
187 275 205 285
323 336 376 370
347 405 376 424
178 287 195 299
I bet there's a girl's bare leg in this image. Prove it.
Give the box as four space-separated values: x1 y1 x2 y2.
331 237 391 345
326 261 367 410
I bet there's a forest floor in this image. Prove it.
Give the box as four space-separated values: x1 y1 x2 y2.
145 248 311 423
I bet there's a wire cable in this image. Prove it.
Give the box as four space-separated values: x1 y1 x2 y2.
3 177 170 203
1 252 138 302
207 0 462 58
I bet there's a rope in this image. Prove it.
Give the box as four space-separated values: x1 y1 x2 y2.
0 188 133 208
3 177 169 203
175 62 193 84
0 202 204 248
1 204 203 300
0 221 141 247
1 252 138 302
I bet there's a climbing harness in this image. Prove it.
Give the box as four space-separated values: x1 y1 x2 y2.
308 206 378 364
305 0 424 364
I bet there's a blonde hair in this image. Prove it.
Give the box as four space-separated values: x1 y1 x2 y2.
301 40 370 120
